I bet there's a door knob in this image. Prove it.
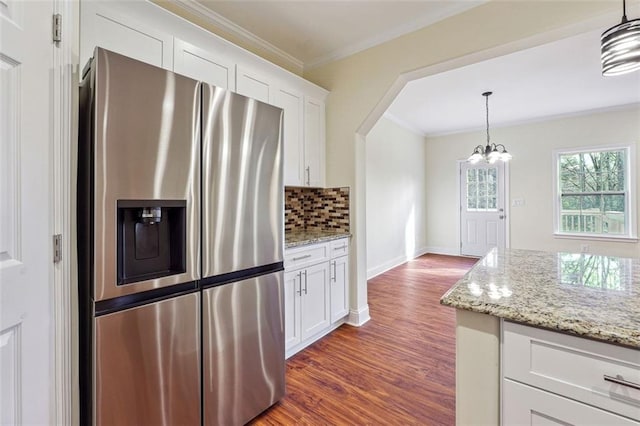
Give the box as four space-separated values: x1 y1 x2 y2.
499 215 506 219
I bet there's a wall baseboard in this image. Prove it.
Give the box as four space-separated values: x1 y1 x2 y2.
423 246 461 256
366 246 429 279
346 305 370 327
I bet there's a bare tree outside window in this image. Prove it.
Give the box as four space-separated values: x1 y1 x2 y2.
558 149 626 234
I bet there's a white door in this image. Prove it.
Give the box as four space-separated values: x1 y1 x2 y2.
283 270 301 352
236 65 272 104
1 1 54 424
300 263 330 340
173 39 235 90
330 255 349 323
303 97 325 187
274 88 304 186
460 162 506 257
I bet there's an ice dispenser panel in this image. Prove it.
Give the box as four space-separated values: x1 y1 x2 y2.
117 200 186 285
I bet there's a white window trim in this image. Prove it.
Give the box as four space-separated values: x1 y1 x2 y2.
552 143 637 241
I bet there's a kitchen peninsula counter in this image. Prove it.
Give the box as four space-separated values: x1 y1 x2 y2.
441 248 640 425
441 248 640 348
285 230 351 249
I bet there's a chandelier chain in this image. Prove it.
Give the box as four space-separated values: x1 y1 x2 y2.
485 93 490 145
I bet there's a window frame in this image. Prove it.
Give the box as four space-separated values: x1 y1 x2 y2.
552 144 637 241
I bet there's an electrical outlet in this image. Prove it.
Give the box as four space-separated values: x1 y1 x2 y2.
512 198 525 207
581 244 589 253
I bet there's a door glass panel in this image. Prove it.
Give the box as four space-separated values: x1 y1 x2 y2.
466 167 498 212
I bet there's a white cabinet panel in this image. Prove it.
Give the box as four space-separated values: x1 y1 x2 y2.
503 379 637 426
236 66 272 104
283 270 302 350
503 321 640 421
173 39 235 90
304 97 325 187
300 262 330 340
275 88 304 186
330 255 349 323
80 4 173 69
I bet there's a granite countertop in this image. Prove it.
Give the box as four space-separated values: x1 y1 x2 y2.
440 248 640 348
285 230 351 248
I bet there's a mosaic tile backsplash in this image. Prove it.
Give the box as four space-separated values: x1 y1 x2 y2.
285 187 350 233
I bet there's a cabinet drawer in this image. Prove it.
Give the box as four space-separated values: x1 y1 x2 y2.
503 379 638 426
284 243 328 270
503 321 640 421
329 238 349 258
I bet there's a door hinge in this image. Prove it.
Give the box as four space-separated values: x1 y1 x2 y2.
52 14 62 43
53 234 62 263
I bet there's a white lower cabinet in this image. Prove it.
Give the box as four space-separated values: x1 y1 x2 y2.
503 379 637 425
300 262 331 339
284 238 350 358
330 255 349 323
502 321 640 425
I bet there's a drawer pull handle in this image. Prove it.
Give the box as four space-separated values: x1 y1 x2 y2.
604 374 640 391
334 246 346 250
293 254 312 261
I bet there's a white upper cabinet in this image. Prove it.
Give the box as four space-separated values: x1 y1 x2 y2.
304 97 326 187
80 4 173 69
235 66 273 104
275 88 305 186
173 39 235 90
81 1 328 187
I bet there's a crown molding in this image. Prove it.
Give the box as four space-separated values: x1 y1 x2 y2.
166 0 304 74
305 0 486 70
382 111 427 137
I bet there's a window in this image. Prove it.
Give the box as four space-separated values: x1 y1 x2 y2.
554 146 636 239
466 167 498 211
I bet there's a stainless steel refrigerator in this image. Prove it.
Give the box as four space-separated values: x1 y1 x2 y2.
78 47 285 426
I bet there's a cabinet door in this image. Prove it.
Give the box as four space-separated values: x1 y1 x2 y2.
80 3 173 70
502 379 637 426
300 263 330 340
173 39 235 90
303 97 325 187
236 66 272 104
275 88 305 186
284 270 302 351
330 255 349 323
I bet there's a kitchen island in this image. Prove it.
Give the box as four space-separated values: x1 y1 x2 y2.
441 248 640 425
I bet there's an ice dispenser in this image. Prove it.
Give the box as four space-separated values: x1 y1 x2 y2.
117 200 186 285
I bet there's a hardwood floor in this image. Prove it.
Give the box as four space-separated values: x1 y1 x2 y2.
251 254 478 425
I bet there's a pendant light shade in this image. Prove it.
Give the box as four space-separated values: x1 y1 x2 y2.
601 0 640 76
467 92 511 164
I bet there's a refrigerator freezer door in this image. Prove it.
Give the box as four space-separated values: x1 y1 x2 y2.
89 47 201 301
201 85 284 278
94 292 201 426
203 271 285 425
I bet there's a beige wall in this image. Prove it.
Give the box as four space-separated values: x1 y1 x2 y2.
366 117 427 278
426 107 640 258
303 1 619 317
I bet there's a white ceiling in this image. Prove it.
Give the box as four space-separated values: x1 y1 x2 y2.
385 29 640 137
193 0 485 69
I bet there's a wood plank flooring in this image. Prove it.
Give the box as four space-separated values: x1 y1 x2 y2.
251 254 478 425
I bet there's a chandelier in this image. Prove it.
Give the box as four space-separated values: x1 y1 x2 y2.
601 0 640 76
467 92 511 164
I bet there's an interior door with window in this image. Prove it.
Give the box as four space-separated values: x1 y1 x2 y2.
460 162 506 257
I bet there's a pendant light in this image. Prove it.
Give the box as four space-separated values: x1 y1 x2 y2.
601 0 640 76
467 92 511 164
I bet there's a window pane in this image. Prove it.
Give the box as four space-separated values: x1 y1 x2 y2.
581 194 602 233
559 154 581 193
561 195 582 232
603 194 625 234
